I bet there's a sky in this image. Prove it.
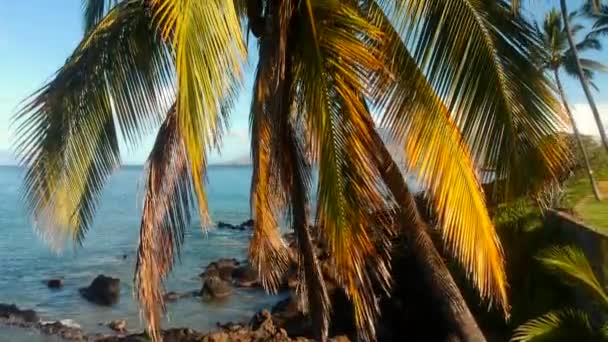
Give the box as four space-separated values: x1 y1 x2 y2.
0 1 607 165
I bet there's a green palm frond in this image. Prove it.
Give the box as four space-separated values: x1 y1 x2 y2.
135 104 193 341
367 1 508 313
151 0 245 228
13 0 171 249
511 309 598 342
82 0 121 33
294 1 392 339
383 0 569 199
537 245 608 307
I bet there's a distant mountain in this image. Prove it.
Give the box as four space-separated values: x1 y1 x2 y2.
213 155 252 166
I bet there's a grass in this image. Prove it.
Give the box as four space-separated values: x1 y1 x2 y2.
563 144 608 232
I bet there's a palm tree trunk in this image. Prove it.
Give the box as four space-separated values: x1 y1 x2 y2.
369 130 487 341
283 108 330 342
560 0 608 153
554 70 602 200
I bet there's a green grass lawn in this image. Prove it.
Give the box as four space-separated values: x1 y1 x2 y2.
565 165 608 232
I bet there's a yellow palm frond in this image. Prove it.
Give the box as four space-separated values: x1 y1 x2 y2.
135 104 192 341
151 0 246 227
13 0 171 249
367 2 508 313
381 0 570 199
249 69 290 293
295 1 392 339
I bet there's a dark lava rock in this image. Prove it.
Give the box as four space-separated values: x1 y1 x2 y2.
200 276 232 299
232 264 259 287
163 291 195 302
0 303 39 324
108 319 127 333
201 258 240 282
217 221 237 229
239 219 254 229
47 278 64 289
79 275 120 306
39 320 86 341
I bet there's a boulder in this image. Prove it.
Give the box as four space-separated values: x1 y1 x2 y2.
46 278 64 289
217 221 237 229
0 303 39 324
201 258 240 282
231 264 259 287
200 276 232 300
163 291 181 302
108 319 127 333
79 275 120 306
239 219 254 229
39 320 86 341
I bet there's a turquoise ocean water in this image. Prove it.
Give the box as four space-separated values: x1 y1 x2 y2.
0 165 284 341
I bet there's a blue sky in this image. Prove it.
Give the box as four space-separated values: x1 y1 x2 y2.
0 1 607 164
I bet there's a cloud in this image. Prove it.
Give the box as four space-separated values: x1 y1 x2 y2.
571 103 608 137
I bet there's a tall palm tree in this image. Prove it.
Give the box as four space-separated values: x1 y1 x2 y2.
560 0 608 153
12 0 569 341
537 9 605 201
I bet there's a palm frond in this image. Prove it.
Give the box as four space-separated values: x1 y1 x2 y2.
382 0 570 200
13 0 171 249
537 245 608 307
248 66 290 293
294 2 393 339
82 0 120 33
367 2 508 313
511 309 597 342
151 0 246 228
135 104 192 341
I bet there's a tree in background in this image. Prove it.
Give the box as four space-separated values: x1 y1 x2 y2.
12 1 569 341
560 0 608 153
537 9 606 200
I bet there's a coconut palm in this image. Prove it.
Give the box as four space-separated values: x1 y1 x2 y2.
512 245 608 341
536 9 605 200
559 0 608 154
12 0 570 341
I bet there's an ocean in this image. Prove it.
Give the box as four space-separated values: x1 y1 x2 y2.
0 165 284 341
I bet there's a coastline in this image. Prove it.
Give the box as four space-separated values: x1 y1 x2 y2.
0 220 348 342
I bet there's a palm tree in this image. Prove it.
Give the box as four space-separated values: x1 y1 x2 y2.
512 245 608 341
12 1 570 341
537 9 605 201
560 0 608 154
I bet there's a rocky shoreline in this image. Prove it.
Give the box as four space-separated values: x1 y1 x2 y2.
0 219 354 341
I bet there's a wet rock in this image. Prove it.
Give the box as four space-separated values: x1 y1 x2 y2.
232 264 259 287
79 275 120 306
201 258 240 282
217 221 237 229
202 331 229 342
200 276 232 299
39 320 86 341
0 303 39 324
108 319 127 333
47 278 64 289
163 291 195 302
239 219 254 229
